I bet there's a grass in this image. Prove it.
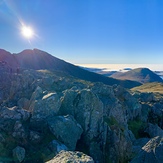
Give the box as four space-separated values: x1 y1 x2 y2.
131 82 163 94
128 119 146 139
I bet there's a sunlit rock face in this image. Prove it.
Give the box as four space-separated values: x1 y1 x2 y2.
45 150 94 163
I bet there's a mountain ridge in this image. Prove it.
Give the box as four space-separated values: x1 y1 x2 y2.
0 48 141 88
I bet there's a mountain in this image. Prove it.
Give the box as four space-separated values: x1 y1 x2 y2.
0 49 141 88
111 68 163 84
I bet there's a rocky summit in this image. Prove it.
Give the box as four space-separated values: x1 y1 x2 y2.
0 49 163 163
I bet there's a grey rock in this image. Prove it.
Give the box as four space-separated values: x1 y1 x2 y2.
13 146 25 163
42 140 68 162
132 138 150 156
29 131 42 144
12 121 27 139
31 92 61 121
49 140 68 154
48 115 83 150
59 88 79 116
0 106 30 121
46 150 94 163
144 123 163 138
131 136 163 163
74 89 104 161
17 98 30 110
113 85 141 121
74 89 103 140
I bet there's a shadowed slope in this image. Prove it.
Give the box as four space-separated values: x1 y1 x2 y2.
0 49 19 68
0 49 141 88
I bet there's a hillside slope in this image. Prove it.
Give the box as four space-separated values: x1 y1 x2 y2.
111 68 163 84
0 49 141 88
131 82 163 94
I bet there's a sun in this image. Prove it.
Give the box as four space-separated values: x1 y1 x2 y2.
21 25 34 39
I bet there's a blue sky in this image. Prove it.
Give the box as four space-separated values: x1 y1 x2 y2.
0 0 163 64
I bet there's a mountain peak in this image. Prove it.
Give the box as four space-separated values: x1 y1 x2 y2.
111 67 163 83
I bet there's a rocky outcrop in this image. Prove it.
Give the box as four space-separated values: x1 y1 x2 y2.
0 65 163 163
46 150 94 163
48 115 83 150
131 136 163 163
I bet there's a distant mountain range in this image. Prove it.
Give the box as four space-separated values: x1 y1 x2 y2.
111 68 163 84
0 49 141 88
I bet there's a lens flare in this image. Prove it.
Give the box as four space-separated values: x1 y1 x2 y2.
21 25 34 38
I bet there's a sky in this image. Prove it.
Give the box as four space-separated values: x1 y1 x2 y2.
0 0 163 64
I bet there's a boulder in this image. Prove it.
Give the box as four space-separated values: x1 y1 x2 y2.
48 115 83 150
43 140 68 162
74 89 103 140
131 136 163 163
74 89 104 161
46 150 94 163
132 138 150 157
13 146 25 163
59 88 79 116
144 123 163 138
48 140 68 155
31 92 61 121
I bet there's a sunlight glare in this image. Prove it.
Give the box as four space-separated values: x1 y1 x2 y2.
21 25 34 39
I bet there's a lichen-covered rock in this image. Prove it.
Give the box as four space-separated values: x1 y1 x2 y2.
131 136 163 163
48 115 83 150
113 85 142 121
74 89 104 161
46 150 94 163
74 89 103 140
59 88 79 116
13 146 25 163
30 92 61 121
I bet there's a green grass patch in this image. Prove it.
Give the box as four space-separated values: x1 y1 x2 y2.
128 119 146 139
104 116 119 126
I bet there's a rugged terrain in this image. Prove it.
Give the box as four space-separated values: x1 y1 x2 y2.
0 49 163 163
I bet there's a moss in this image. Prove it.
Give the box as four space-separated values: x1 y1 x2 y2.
104 116 119 126
128 119 146 139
